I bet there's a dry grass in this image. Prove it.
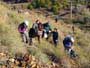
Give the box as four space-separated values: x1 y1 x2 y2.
0 2 90 68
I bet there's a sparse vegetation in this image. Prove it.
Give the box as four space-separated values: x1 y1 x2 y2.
27 0 68 14
27 4 33 10
0 1 90 68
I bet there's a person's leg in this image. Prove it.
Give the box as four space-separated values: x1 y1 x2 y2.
46 31 51 40
46 32 49 40
29 37 32 45
64 46 77 58
42 31 44 38
39 31 43 42
64 46 71 55
53 39 57 47
20 33 23 42
37 35 40 44
24 32 29 43
68 48 72 54
70 49 77 58
21 33 26 43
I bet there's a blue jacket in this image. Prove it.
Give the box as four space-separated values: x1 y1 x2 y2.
63 37 73 47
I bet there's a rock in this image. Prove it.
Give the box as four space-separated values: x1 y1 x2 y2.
31 63 37 68
0 53 6 57
8 58 15 63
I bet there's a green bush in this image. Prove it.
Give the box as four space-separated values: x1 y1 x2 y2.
31 0 41 8
44 0 52 8
39 0 46 7
31 0 52 8
51 5 59 14
28 0 70 14
61 0 69 9
27 4 33 10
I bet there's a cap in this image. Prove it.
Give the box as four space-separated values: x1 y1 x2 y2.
24 20 29 26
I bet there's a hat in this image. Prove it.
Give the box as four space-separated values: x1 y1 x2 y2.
24 20 29 26
67 35 75 42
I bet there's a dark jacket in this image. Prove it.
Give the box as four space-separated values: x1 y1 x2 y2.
29 28 37 38
52 31 58 40
43 23 51 32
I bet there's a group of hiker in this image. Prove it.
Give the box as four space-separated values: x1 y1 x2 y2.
18 19 77 58
18 20 59 46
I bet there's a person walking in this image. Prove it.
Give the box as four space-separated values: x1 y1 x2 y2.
52 28 59 47
18 20 29 43
28 27 36 45
32 19 43 43
37 22 43 43
43 21 52 40
63 35 77 58
32 20 39 36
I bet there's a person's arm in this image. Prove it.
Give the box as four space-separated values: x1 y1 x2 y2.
49 25 51 31
32 23 35 28
57 32 59 39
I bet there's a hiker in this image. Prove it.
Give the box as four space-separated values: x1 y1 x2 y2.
43 21 52 40
31 20 43 44
28 28 36 45
32 20 39 34
18 20 29 43
52 28 59 47
37 22 43 43
63 35 76 58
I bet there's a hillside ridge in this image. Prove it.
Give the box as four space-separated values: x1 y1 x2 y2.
0 1 90 68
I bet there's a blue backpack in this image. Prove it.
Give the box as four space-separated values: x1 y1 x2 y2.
63 36 73 47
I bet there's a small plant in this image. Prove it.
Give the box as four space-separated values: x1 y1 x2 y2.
51 5 59 14
27 4 33 10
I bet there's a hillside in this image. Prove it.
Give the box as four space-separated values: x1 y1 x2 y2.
0 1 90 68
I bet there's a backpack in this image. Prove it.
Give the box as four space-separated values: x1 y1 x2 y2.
65 36 74 43
63 36 74 47
67 36 74 43
29 28 37 38
18 23 27 33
